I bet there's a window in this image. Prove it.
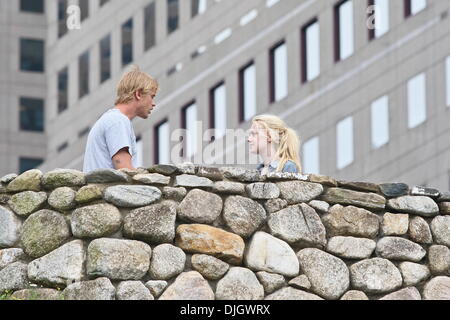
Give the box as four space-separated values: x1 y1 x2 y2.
407 73 427 128
371 95 389 149
20 98 44 132
405 0 427 17
144 2 156 50
20 0 44 13
301 19 320 82
20 38 44 72
167 0 179 34
100 34 111 83
100 0 110 7
337 116 354 170
269 41 288 103
210 82 227 140
192 0 207 17
122 19 133 67
19 158 43 174
334 0 354 62
302 137 320 174
239 62 256 123
368 0 389 40
79 0 89 21
136 136 144 168
154 120 170 164
79 50 90 99
58 0 68 38
446 56 450 107
58 67 69 113
181 102 198 159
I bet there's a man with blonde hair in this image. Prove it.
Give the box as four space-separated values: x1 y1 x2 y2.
83 66 159 172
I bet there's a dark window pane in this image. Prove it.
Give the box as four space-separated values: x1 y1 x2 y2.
20 38 44 72
19 158 43 174
167 0 179 34
122 19 133 66
144 2 156 50
58 0 68 38
100 34 111 83
20 0 44 13
79 51 90 98
58 67 69 113
20 97 44 132
79 0 89 21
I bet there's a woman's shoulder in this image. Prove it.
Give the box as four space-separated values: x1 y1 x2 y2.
282 160 299 173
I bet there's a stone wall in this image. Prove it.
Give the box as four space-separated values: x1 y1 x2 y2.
1 164 450 300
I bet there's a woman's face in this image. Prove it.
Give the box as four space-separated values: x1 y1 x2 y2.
248 122 270 155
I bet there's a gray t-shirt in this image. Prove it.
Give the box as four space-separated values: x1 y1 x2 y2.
83 108 137 172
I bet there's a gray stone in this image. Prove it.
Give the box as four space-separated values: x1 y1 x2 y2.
71 203 122 238
265 172 309 181
119 168 148 177
191 254 230 280
178 189 223 224
176 162 196 174
162 187 187 201
116 281 154 300
320 188 386 210
409 216 433 244
256 271 286 295
399 262 431 286
223 196 266 238
216 267 264 300
159 271 214 300
148 164 178 175
309 174 338 187
28 240 85 287
289 275 311 290
42 169 85 189
376 237 426 262
264 198 288 213
7 170 42 192
379 287 421 300
0 262 29 293
428 245 450 275
75 184 105 204
219 167 262 182
336 180 379 193
340 290 369 300
382 213 409 236
350 258 402 294
174 175 213 188
431 216 450 246
439 202 450 215
144 280 168 298
277 181 323 204
85 169 130 183
7 191 47 217
379 183 409 198
297 248 349 300
411 186 440 198
149 244 186 280
87 238 151 280
1 174 18 184
21 210 70 258
104 185 162 208
323 204 380 238
11 288 62 300
48 187 77 211
244 232 299 277
63 277 115 300
265 287 323 300
0 206 22 248
212 181 246 195
308 200 330 213
387 196 439 217
133 173 170 185
0 248 26 270
245 183 280 200
326 236 376 259
438 192 450 202
268 204 326 248
196 166 223 180
423 276 450 300
124 201 177 244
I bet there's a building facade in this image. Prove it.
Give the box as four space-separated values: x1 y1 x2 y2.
1 0 450 190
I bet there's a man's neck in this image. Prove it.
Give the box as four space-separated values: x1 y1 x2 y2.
114 104 135 120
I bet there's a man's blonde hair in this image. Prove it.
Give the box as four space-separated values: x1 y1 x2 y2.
115 66 159 105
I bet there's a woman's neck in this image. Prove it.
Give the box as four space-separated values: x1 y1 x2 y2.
260 147 279 166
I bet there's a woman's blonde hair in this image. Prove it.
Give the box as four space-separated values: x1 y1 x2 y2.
252 114 302 173
115 65 159 105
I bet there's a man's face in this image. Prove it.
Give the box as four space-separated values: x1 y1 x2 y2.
137 92 156 119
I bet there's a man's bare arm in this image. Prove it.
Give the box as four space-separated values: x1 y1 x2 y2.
112 147 135 170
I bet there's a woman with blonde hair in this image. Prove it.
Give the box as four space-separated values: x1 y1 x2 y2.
248 114 302 174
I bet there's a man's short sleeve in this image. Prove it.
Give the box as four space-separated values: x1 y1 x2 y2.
104 120 133 159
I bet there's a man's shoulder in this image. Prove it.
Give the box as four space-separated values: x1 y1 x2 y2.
95 109 129 130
